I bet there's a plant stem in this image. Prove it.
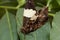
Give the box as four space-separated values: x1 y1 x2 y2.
0 6 17 9
47 0 52 7
48 13 55 17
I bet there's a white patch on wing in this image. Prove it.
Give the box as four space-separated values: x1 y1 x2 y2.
23 9 36 18
30 15 38 20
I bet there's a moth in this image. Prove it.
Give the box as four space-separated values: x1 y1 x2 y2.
21 0 48 34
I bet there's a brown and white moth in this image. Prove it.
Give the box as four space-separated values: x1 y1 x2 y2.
21 0 48 34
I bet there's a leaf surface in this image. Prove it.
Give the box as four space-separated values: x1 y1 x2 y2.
50 11 60 40
0 9 18 40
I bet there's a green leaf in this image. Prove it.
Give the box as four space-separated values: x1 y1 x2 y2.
0 9 18 40
16 8 23 32
16 8 24 40
35 0 47 6
0 8 5 19
16 0 25 8
50 11 60 40
16 8 51 40
50 0 60 12
56 0 60 5
0 0 18 7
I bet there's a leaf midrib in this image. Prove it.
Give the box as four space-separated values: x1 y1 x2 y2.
5 9 14 40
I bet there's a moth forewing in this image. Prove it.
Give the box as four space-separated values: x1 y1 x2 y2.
30 15 38 20
21 0 48 34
